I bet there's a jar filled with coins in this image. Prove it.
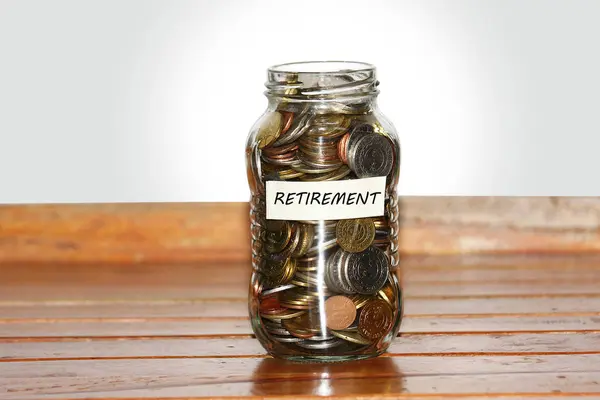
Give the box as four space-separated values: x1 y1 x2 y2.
246 61 402 362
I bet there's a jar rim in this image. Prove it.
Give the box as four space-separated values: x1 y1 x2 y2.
268 61 375 74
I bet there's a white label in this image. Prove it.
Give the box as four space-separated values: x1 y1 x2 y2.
266 177 386 220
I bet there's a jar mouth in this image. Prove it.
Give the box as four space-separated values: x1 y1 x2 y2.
269 61 375 74
266 61 378 102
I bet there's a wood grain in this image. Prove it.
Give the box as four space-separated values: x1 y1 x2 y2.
1 250 600 397
3 199 600 264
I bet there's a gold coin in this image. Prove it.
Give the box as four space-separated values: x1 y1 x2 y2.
336 218 376 253
350 294 372 309
330 329 371 345
257 112 283 149
292 224 314 257
378 280 397 307
261 308 306 321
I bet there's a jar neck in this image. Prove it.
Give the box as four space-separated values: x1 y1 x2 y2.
264 61 379 109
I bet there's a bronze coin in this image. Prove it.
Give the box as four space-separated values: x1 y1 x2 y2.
280 111 294 135
338 133 350 164
259 296 286 315
358 299 393 340
325 295 357 330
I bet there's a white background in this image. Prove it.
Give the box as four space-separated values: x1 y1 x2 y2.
1 0 600 203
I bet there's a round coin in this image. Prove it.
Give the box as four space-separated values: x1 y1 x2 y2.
257 112 283 149
259 296 285 315
336 218 376 253
349 134 394 178
358 299 394 340
345 246 389 295
346 123 374 157
325 295 357 330
265 221 292 253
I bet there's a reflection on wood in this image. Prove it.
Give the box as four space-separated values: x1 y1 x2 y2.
1 244 600 397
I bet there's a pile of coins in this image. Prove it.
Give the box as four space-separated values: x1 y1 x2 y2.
249 102 402 356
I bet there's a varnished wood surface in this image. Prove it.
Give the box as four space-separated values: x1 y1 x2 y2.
4 199 600 264
2 255 600 399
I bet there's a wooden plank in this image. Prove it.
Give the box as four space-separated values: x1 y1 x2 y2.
3 296 600 318
2 315 600 338
2 279 600 302
1 356 600 399
4 199 600 264
2 333 600 360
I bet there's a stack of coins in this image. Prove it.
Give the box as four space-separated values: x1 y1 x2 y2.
249 103 402 356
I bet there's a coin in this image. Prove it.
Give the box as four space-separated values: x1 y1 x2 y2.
325 295 357 330
338 133 350 164
273 108 312 146
292 224 314 257
295 338 343 350
257 112 283 149
346 122 374 155
261 308 306 321
282 313 321 338
346 246 388 295
325 249 351 294
378 279 397 307
336 218 376 253
265 220 292 253
348 134 394 178
358 299 393 340
330 329 371 345
259 296 287 315
272 335 304 343
261 283 296 298
280 111 294 135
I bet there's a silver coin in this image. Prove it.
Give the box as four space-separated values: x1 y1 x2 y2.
271 335 304 343
306 333 335 341
261 284 296 298
265 325 292 336
295 338 344 350
338 250 356 294
273 109 312 146
346 123 374 159
348 134 393 178
346 246 389 294
326 249 347 293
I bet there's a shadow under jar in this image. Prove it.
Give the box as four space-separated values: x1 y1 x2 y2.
246 61 402 362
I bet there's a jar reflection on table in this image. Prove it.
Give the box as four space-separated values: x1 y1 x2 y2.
246 61 403 362
250 357 403 396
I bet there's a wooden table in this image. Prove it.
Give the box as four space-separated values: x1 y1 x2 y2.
2 254 600 399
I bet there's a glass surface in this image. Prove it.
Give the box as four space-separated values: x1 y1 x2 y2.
246 61 402 362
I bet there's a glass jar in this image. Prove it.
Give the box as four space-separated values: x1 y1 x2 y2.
246 61 402 362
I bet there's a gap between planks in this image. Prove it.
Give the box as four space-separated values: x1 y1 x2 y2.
2 311 600 324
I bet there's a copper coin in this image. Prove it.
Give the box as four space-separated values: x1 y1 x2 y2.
358 299 393 340
325 295 357 330
280 111 294 135
259 296 287 315
261 143 298 156
337 133 350 164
